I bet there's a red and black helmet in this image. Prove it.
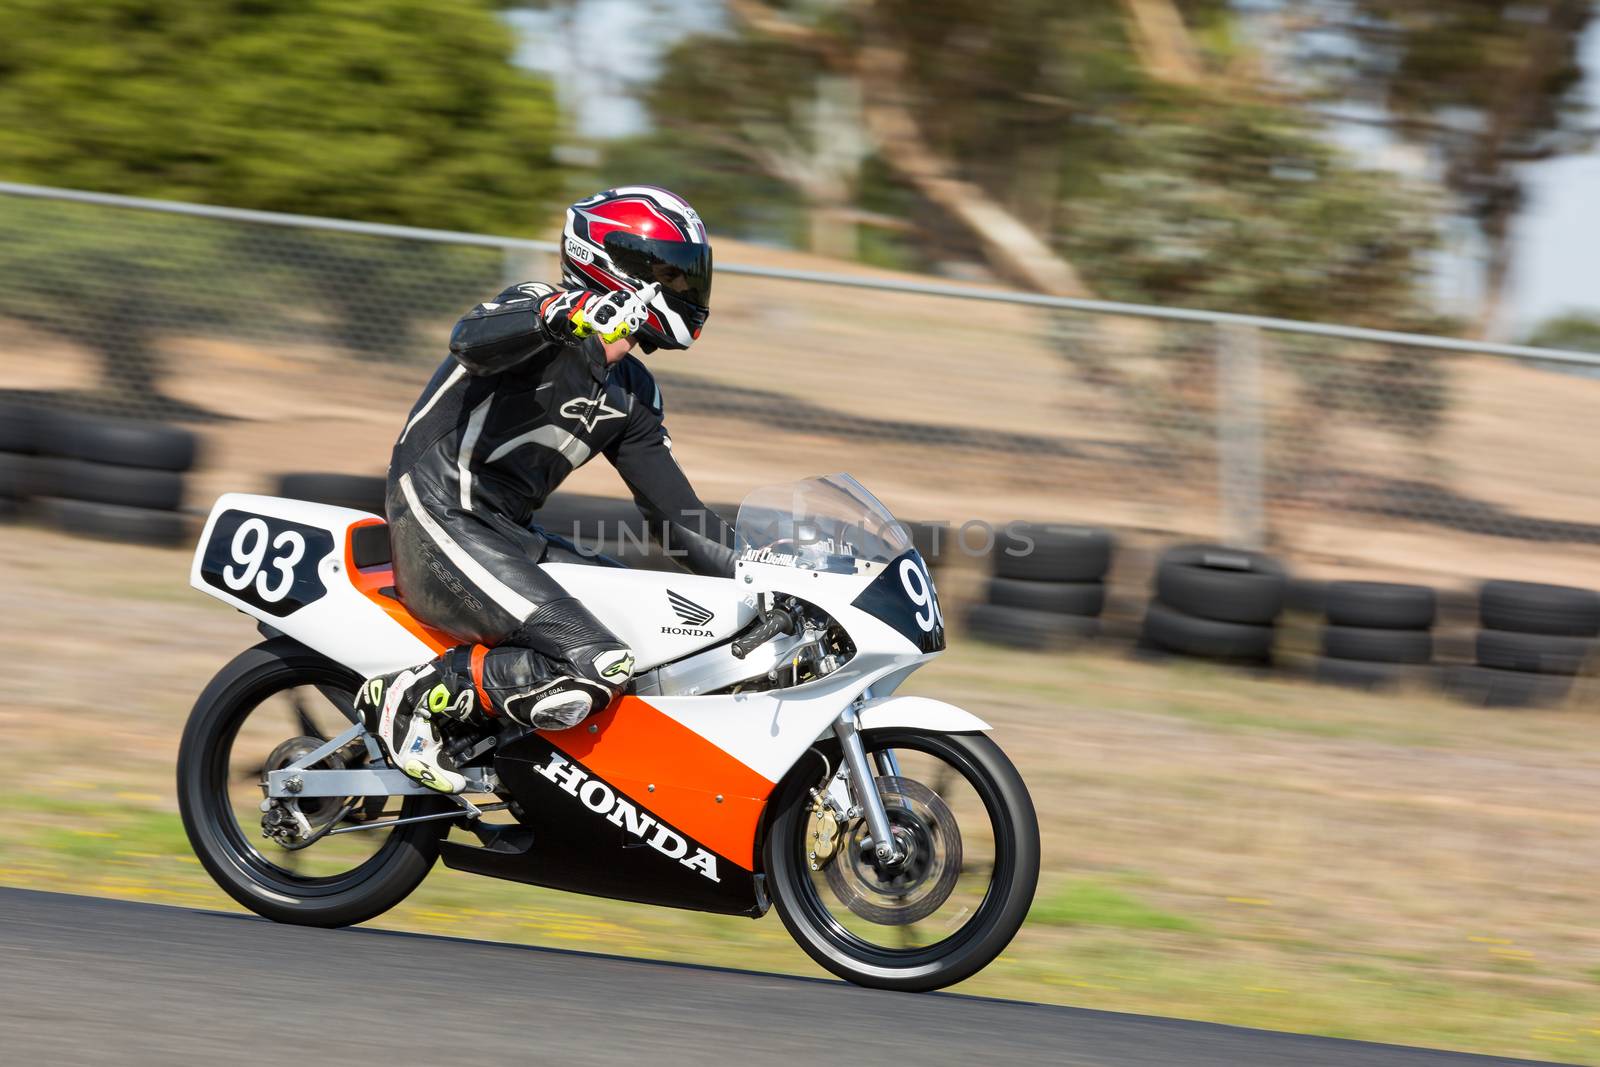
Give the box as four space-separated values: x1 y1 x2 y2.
560 186 712 351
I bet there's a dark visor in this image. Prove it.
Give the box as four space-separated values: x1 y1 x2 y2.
604 231 712 310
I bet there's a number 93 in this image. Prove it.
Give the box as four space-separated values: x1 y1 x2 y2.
222 517 306 604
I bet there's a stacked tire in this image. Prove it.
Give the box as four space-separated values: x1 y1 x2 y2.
34 412 197 547
276 472 388 516
0 397 38 520
1445 581 1600 708
1314 582 1436 689
966 524 1113 650
1139 544 1285 664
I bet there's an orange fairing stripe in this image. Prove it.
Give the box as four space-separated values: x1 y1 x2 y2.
470 644 496 717
543 695 775 869
345 518 453 655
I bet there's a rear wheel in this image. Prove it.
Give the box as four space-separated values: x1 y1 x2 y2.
764 728 1039 992
177 638 446 927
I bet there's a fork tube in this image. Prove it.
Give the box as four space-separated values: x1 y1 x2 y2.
834 705 904 866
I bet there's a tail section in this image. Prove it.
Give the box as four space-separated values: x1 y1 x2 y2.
190 493 451 677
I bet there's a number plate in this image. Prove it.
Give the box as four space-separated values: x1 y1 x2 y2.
199 509 336 617
849 550 947 653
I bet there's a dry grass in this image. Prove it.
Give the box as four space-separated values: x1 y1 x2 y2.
5 522 1600 1061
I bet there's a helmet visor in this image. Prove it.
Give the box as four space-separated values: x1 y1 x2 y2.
603 231 712 310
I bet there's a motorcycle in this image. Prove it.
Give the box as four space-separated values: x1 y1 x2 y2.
176 473 1039 991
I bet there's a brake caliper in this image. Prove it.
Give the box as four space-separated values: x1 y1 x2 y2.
806 788 844 871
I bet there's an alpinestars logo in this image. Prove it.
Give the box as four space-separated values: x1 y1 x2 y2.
534 752 720 882
662 589 714 636
559 395 626 432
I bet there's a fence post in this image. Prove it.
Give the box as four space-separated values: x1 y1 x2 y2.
1216 322 1266 549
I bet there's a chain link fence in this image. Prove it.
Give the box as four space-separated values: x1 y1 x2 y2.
4 181 1600 584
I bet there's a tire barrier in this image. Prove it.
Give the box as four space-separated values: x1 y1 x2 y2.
991 523 1114 583
42 410 197 472
1138 544 1285 663
1444 581 1599 708
967 524 1114 649
0 398 38 455
903 520 951 571
1478 580 1600 638
965 602 1100 650
0 398 38 520
1323 581 1437 631
31 410 197 547
275 472 388 516
986 577 1106 617
1313 581 1436 690
1476 628 1594 675
0 451 31 502
1154 544 1286 625
40 497 191 547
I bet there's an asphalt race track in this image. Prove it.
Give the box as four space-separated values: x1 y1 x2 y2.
0 888 1567 1067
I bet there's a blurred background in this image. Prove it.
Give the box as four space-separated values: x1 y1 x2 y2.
5 1 1600 1061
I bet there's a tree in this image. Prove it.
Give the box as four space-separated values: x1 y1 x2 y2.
0 0 562 410
1298 1 1595 338
1525 312 1600 353
615 0 1443 326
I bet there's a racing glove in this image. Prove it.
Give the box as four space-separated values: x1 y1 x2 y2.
540 284 660 345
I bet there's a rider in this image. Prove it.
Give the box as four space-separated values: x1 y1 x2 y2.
353 186 735 793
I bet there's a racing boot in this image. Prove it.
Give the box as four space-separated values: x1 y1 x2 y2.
353 662 476 794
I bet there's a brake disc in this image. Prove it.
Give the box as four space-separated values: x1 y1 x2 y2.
824 776 962 926
260 736 347 844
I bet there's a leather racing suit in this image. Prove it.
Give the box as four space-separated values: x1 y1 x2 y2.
384 280 737 728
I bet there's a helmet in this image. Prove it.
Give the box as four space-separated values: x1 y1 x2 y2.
560 186 712 351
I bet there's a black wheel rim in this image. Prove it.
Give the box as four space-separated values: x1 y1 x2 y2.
792 731 1014 966
202 662 420 897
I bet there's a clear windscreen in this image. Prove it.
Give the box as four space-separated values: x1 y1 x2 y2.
734 474 914 572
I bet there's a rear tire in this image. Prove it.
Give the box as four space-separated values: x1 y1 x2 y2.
177 638 444 927
764 728 1039 992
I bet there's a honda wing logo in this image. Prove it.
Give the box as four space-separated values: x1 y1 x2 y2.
663 589 714 636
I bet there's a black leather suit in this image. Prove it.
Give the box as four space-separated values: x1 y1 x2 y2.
385 280 736 728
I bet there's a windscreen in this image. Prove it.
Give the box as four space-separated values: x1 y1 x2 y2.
734 474 913 571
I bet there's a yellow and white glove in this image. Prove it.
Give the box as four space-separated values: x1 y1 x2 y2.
562 283 661 344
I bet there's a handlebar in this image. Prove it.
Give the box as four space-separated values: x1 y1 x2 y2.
731 601 800 659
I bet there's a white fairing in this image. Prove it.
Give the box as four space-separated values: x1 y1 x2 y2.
540 564 757 670
857 696 991 734
192 492 977 791
189 494 436 679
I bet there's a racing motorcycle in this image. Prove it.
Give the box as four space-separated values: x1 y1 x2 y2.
176 474 1039 991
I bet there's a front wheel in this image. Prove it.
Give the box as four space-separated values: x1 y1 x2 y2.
764 728 1039 991
177 638 446 927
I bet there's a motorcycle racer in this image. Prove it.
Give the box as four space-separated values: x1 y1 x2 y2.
353 186 734 793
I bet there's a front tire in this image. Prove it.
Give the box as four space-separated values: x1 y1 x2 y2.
177 638 444 927
764 728 1039 992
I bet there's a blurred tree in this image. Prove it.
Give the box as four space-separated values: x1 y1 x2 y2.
1305 1 1594 338
614 0 1441 326
1524 312 1600 353
605 0 1457 488
0 0 560 409
623 0 1151 295
1061 108 1442 327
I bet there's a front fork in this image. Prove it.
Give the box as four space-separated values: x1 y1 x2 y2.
832 703 906 866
